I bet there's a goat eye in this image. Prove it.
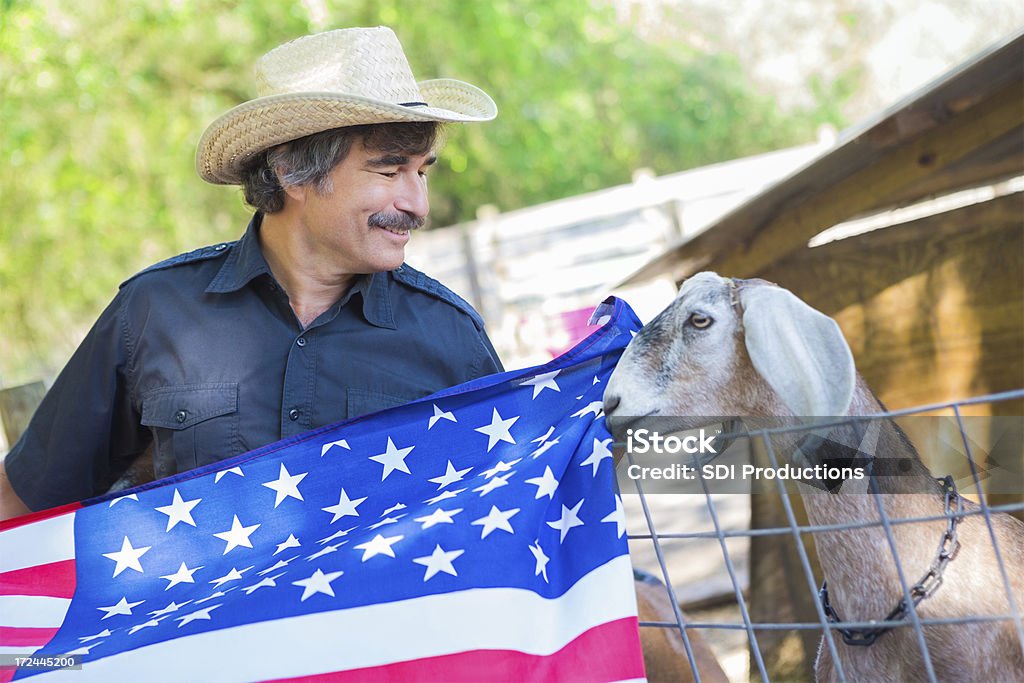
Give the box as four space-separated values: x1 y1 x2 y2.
689 313 713 329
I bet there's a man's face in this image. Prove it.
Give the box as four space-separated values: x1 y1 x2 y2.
297 139 436 275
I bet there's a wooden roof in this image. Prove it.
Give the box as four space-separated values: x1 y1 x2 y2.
621 29 1024 285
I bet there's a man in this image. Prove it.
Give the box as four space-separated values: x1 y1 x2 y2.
0 26 503 519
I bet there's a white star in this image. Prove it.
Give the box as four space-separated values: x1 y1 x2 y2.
154 489 201 531
213 515 260 554
428 460 472 489
471 505 520 539
66 643 101 656
257 556 298 576
525 466 560 499
602 495 627 538
322 489 367 523
571 401 604 419
262 463 307 508
580 437 613 476
381 502 408 517
102 536 151 577
108 494 138 507
529 541 550 582
128 619 161 635
424 488 464 505
414 507 463 529
427 404 457 429
196 591 227 605
473 473 512 496
595 314 611 326
354 534 404 562
320 439 350 457
531 438 561 459
520 370 561 398
209 566 251 588
242 573 284 595
160 562 202 590
214 467 244 483
413 545 465 581
274 534 301 556
475 408 519 451
175 604 222 628
531 426 556 443
292 568 344 601
78 629 112 643
149 600 191 618
369 437 415 480
97 597 144 620
547 499 585 543
481 458 521 479
306 542 344 561
369 516 403 530
593 376 602 384
318 527 357 545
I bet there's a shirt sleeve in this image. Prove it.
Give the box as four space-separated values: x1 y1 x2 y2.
3 290 150 511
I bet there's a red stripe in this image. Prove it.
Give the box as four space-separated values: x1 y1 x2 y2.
0 559 77 598
263 617 645 683
0 626 60 647
0 502 80 532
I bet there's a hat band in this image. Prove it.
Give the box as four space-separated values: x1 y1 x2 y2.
400 101 429 107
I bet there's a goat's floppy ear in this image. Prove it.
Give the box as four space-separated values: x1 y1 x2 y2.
740 286 856 417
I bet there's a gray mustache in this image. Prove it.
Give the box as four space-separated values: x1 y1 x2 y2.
368 212 425 231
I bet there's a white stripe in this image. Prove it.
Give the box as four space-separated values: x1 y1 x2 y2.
0 595 73 628
0 647 46 656
0 511 76 574
33 555 637 682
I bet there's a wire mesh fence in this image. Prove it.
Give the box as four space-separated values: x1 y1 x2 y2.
619 388 1024 682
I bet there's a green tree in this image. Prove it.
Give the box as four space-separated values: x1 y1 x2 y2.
0 0 850 384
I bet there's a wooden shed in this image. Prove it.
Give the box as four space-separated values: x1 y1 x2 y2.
617 30 1023 681
621 29 1023 418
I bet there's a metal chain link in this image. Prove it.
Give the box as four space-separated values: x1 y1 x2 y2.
819 475 963 647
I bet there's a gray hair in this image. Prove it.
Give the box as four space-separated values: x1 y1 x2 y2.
241 122 441 214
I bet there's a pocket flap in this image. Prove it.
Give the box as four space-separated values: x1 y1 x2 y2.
142 383 238 430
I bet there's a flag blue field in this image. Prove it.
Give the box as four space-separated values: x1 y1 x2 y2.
0 298 646 682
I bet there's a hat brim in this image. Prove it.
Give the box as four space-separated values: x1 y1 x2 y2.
196 78 496 185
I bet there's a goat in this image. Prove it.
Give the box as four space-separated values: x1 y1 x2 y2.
633 568 730 683
603 272 1024 682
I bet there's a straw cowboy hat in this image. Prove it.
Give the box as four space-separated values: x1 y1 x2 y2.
196 26 497 185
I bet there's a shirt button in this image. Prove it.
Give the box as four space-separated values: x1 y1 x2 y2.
296 337 307 347
289 408 301 421
214 243 228 251
175 410 188 423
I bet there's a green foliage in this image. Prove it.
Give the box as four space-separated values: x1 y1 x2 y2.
0 0 851 383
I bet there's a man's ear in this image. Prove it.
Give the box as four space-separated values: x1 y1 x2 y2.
277 168 305 203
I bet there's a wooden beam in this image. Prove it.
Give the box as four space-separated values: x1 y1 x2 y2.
708 81 1023 278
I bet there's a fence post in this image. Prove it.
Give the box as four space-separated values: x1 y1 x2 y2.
0 381 46 448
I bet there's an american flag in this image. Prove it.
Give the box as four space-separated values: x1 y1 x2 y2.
0 298 646 682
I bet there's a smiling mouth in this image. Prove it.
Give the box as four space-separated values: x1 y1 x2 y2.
378 226 411 236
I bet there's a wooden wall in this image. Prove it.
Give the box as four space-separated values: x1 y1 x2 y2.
761 191 1024 416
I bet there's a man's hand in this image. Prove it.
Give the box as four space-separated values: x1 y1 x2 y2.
0 460 32 521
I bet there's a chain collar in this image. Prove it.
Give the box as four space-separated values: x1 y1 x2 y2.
819 475 963 646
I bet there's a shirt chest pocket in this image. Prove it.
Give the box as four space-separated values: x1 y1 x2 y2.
141 383 241 476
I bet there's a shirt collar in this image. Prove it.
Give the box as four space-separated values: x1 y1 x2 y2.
206 213 273 294
206 213 397 330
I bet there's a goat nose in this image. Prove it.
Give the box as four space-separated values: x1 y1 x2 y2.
603 393 621 417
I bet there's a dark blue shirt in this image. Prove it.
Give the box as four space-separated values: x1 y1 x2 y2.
6 215 503 510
